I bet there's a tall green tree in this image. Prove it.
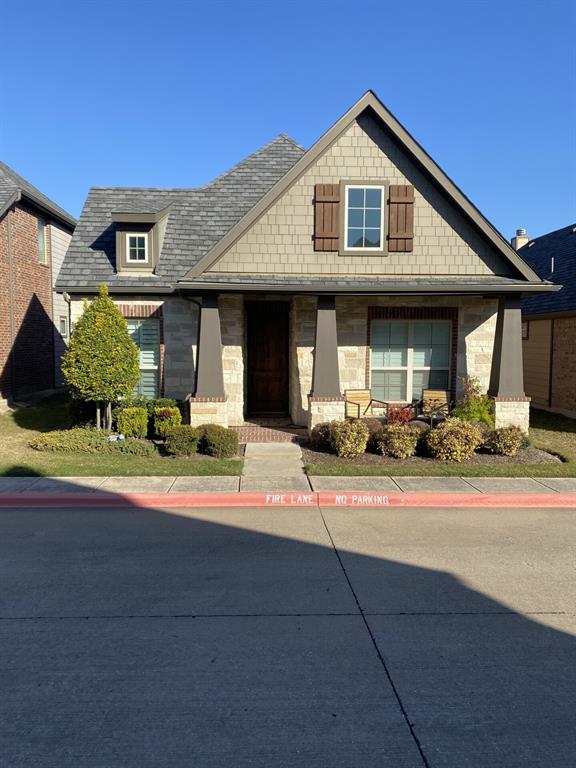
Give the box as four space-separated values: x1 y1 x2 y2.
62 285 140 429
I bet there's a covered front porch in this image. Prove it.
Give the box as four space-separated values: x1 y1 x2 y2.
184 290 530 433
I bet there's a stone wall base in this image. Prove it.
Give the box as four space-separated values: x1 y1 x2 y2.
187 397 229 428
493 397 530 433
307 396 346 433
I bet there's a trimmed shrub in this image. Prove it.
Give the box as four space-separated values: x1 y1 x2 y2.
197 424 239 458
387 405 415 425
117 407 148 438
410 421 432 456
329 419 369 458
366 420 385 454
425 418 484 462
484 425 524 457
153 407 182 438
164 426 200 457
29 428 156 456
376 423 418 459
310 422 333 453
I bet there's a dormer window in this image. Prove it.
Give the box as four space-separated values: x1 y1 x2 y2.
112 205 171 275
127 233 148 263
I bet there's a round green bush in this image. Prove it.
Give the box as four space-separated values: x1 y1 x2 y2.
484 425 524 457
425 418 484 462
197 424 239 458
164 426 200 457
117 406 148 438
153 407 182 438
310 423 333 452
329 419 369 458
114 438 157 456
376 423 418 459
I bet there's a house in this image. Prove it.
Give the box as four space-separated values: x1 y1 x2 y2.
56 91 559 433
0 162 76 407
515 225 576 416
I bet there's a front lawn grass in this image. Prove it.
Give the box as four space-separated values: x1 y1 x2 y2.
305 408 576 477
0 395 242 477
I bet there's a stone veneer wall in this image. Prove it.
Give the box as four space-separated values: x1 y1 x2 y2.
290 295 498 427
219 294 245 424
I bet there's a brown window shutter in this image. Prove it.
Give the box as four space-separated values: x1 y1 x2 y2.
314 184 340 251
388 185 414 252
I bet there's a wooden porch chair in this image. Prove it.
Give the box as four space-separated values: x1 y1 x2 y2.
415 389 452 426
344 389 388 419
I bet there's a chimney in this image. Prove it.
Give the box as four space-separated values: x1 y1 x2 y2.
511 228 530 250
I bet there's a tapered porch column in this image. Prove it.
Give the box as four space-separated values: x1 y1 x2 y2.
311 295 341 397
488 295 530 431
308 295 345 431
194 294 225 398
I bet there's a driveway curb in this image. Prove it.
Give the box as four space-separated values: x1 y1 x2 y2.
0 491 575 508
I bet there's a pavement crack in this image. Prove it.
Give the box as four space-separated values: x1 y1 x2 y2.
317 507 431 768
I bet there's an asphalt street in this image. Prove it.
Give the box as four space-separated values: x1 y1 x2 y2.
1 502 575 767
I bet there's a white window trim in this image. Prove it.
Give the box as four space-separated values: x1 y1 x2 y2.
59 316 68 338
370 319 452 403
126 232 149 264
344 184 385 253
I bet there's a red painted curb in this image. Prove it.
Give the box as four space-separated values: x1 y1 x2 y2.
0 491 574 508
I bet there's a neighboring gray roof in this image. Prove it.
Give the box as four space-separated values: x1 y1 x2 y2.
0 161 76 228
521 224 576 315
56 135 305 290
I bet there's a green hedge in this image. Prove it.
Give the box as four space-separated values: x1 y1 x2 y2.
153 407 182 438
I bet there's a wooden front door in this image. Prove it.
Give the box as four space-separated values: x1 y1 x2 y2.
246 301 289 416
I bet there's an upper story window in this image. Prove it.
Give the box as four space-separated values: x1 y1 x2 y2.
345 185 384 251
37 216 47 264
127 233 148 263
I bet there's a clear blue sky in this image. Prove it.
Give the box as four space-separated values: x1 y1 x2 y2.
1 0 574 239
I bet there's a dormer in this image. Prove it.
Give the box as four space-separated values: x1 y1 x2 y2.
111 205 171 275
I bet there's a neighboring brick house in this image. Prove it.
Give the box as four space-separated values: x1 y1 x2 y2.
0 162 76 406
517 224 576 416
56 91 559 432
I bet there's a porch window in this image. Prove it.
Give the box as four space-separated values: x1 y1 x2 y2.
127 318 160 398
371 320 451 402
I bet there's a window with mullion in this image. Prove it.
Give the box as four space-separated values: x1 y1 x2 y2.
127 234 148 262
127 318 160 397
346 186 383 249
371 320 451 402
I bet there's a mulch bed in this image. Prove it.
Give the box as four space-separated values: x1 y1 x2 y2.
301 444 561 466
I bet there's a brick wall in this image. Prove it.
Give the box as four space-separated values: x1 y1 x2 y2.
0 204 55 402
212 116 512 278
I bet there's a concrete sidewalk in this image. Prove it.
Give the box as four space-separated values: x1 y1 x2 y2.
1 474 576 494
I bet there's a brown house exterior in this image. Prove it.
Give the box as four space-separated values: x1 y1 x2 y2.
0 163 76 407
519 225 576 416
56 91 559 432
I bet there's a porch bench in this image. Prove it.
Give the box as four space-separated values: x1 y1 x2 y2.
413 389 453 427
344 389 389 419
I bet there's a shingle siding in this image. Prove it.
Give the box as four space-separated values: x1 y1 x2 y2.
212 116 513 278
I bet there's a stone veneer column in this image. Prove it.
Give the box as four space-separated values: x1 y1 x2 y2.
308 295 345 432
188 294 228 427
488 295 530 432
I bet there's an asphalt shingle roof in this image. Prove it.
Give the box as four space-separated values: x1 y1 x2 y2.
521 224 576 315
56 135 306 290
0 161 76 227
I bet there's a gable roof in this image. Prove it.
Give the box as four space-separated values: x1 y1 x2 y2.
0 161 76 229
182 90 544 284
56 134 305 290
521 224 576 316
